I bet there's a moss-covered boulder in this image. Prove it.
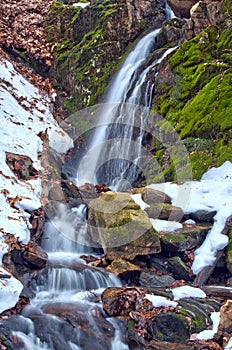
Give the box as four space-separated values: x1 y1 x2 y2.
88 191 161 259
160 225 210 252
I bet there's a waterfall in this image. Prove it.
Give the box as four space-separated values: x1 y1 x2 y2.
76 28 177 190
0 3 180 349
6 203 128 349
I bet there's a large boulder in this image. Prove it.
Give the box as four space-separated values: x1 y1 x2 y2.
167 0 199 18
88 191 161 260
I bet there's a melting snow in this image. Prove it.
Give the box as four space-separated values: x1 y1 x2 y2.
171 285 206 300
146 294 178 308
150 218 183 232
147 161 232 274
0 57 73 313
195 312 220 340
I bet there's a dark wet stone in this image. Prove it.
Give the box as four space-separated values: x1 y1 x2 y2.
61 179 81 199
147 312 190 343
23 241 48 268
168 256 192 281
139 271 175 288
160 226 210 252
190 210 217 223
0 324 15 350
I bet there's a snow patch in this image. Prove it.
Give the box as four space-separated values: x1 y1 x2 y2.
196 312 220 340
131 193 150 210
150 218 183 232
146 294 178 308
0 268 23 313
0 57 73 313
147 161 232 274
171 285 206 300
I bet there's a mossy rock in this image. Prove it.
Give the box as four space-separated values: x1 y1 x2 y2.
226 227 232 273
147 312 190 343
88 191 161 259
160 225 210 252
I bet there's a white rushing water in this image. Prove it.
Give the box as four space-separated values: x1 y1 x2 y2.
76 28 178 190
9 204 128 349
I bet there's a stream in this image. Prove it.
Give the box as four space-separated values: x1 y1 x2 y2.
1 3 179 349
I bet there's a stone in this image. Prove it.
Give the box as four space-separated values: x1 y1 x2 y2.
141 188 171 205
167 0 199 18
6 152 38 180
227 227 232 273
215 300 232 345
23 241 48 268
101 287 147 317
184 1 223 40
61 179 81 199
139 271 175 288
160 225 210 252
190 210 216 223
145 203 184 221
88 191 161 260
147 312 190 343
168 256 192 281
106 258 139 275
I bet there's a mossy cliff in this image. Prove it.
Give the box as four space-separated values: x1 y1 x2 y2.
45 0 167 112
45 0 231 181
150 0 232 180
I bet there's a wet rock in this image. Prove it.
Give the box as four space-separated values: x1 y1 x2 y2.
23 241 48 268
167 0 198 18
6 152 38 180
78 183 100 203
28 304 115 350
160 225 210 252
0 324 15 350
168 256 192 281
147 312 190 343
139 271 175 288
145 203 184 221
61 179 81 199
106 258 140 284
178 298 213 333
190 210 216 223
140 188 171 205
88 191 161 260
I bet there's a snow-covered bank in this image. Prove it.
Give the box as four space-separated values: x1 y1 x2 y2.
147 161 232 274
0 57 73 313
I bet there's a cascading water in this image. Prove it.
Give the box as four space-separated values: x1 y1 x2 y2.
76 23 177 190
3 204 128 349
0 3 179 349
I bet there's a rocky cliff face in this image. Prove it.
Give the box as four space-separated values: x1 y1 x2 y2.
45 0 167 112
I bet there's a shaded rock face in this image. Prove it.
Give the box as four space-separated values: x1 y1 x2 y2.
87 191 161 259
184 0 223 40
45 0 167 111
167 0 199 18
